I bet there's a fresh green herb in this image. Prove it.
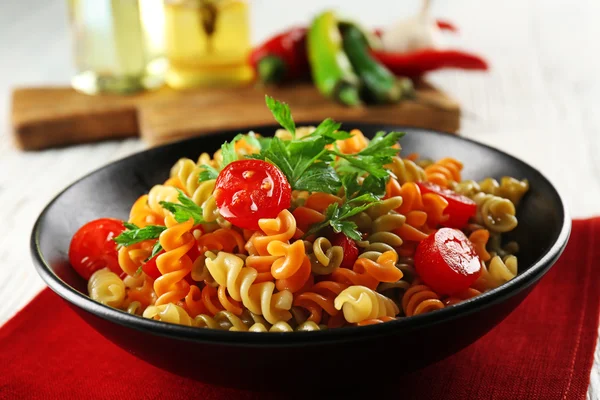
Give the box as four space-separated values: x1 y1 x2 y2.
265 95 296 138
198 164 219 182
159 189 205 224
114 225 166 248
358 131 404 157
260 96 404 237
306 118 351 144
244 131 262 149
149 242 163 260
341 172 362 199
334 152 391 179
123 222 139 231
220 134 244 169
304 196 381 241
294 162 341 193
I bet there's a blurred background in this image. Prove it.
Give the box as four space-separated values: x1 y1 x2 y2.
0 0 598 322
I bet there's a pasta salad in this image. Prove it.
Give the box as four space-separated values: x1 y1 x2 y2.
69 96 529 332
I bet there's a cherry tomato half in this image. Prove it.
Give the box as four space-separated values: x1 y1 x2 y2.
417 181 477 229
68 218 126 280
330 233 359 269
414 228 481 295
214 159 292 230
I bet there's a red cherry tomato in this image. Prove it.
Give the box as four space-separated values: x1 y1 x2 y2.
414 228 481 295
141 250 163 280
330 233 359 269
417 181 477 229
214 159 292 230
68 218 126 280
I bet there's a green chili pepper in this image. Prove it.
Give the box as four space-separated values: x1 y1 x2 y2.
342 24 411 104
307 11 362 107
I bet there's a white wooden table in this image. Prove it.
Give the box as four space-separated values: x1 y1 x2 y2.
0 0 597 397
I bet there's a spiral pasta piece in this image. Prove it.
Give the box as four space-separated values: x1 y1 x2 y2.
306 237 343 275
123 273 156 310
196 228 246 254
386 156 426 184
293 281 347 324
473 255 518 291
143 303 195 326
88 269 126 308
479 177 530 206
424 157 463 188
147 184 180 220
332 251 402 290
170 158 220 222
471 193 518 233
205 251 293 324
468 229 492 262
358 232 404 261
128 194 162 227
195 310 252 331
334 285 399 323
444 288 482 306
402 284 445 316
118 240 153 276
154 218 194 306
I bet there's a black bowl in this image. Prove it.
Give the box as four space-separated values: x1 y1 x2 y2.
31 124 570 391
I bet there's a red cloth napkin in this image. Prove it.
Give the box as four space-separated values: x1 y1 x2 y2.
1 219 599 400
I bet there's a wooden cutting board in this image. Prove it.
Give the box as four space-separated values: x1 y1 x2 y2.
11 81 460 151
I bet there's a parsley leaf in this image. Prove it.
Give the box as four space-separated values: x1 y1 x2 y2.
306 118 351 144
244 131 262 150
159 189 205 224
294 162 341 193
114 225 166 247
147 242 163 261
265 95 295 137
123 222 139 231
303 195 381 241
198 164 219 182
358 131 404 157
341 173 361 199
220 134 243 169
335 153 391 179
261 137 294 179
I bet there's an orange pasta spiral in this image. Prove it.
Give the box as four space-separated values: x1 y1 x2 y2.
468 229 492 262
444 288 482 306
154 217 194 306
128 194 163 227
401 284 445 316
424 157 463 188
292 193 343 235
118 241 153 276
196 228 246 254
293 281 348 325
331 251 403 290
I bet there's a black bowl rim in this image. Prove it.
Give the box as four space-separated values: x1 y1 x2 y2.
30 123 571 347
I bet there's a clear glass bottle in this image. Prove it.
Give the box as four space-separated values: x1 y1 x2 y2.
163 0 253 89
67 0 167 95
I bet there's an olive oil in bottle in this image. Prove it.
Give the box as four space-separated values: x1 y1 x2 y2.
163 0 253 89
67 0 166 95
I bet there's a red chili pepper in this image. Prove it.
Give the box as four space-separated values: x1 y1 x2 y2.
371 49 488 77
249 27 309 85
435 19 458 32
373 19 458 37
